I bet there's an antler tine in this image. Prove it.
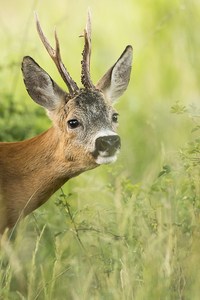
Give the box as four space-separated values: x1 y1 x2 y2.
35 13 79 95
81 10 95 89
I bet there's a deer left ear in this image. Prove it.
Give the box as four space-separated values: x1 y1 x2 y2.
22 56 67 111
96 45 133 104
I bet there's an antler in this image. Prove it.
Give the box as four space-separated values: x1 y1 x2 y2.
81 11 95 89
35 13 79 95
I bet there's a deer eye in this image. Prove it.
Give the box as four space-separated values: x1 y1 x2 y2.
112 113 119 123
67 119 80 129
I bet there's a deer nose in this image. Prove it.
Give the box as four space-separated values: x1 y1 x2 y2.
95 135 121 155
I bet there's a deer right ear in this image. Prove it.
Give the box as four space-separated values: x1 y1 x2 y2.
22 56 67 111
96 45 133 103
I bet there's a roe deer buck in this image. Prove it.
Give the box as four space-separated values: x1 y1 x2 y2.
0 13 133 233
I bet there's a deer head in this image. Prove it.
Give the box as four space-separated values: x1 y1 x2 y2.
21 12 133 169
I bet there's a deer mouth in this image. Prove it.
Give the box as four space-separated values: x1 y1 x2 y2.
94 152 119 165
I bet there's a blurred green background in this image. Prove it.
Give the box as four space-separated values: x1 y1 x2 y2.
1 0 200 299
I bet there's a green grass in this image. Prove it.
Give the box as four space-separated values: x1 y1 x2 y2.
1 0 200 299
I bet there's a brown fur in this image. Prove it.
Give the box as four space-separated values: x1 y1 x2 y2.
0 127 97 231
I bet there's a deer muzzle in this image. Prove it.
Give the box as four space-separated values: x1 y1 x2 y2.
95 135 121 155
92 135 121 165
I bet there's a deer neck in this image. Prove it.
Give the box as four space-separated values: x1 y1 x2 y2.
12 127 91 178
1 127 95 223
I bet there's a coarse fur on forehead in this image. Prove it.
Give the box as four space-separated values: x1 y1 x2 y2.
65 89 115 126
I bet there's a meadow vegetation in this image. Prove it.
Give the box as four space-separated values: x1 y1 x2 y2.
0 0 200 299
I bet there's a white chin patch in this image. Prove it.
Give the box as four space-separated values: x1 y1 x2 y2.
95 155 117 165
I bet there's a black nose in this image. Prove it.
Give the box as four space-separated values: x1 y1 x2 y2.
95 135 121 155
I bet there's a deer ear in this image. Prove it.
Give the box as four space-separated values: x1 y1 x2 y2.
22 56 67 111
96 45 133 103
